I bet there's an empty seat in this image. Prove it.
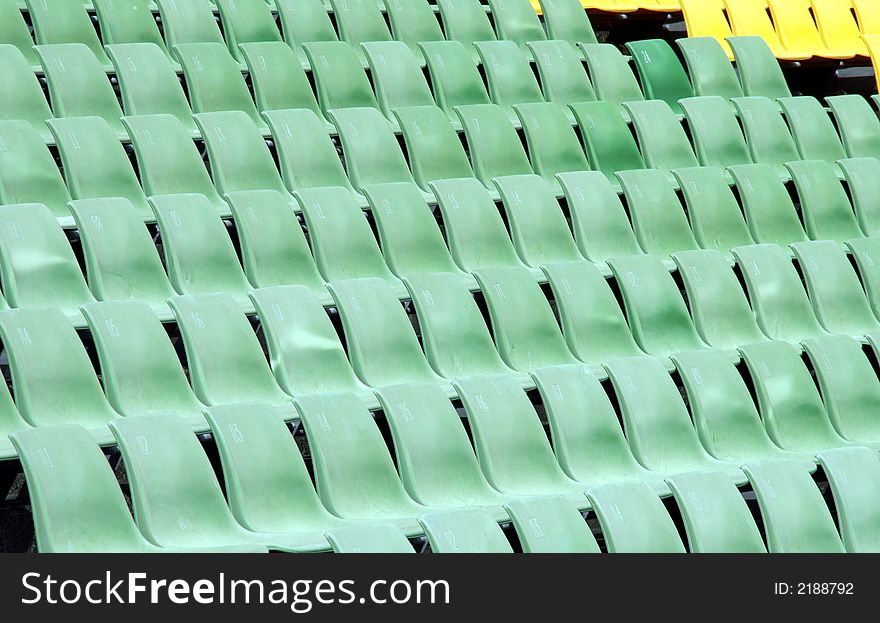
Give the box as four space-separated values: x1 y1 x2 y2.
732 96 801 179
394 106 474 192
215 0 282 62
673 166 755 253
26 0 110 66
476 41 545 116
816 447 880 553
304 41 380 118
504 496 600 553
385 0 445 58
847 237 880 318
0 121 71 217
0 45 53 143
769 0 855 59
420 510 511 553
779 96 847 165
437 0 497 57
488 0 547 50
514 103 590 189
363 42 435 121
853 0 880 33
69 198 176 314
93 0 167 52
155 0 224 51
679 96 752 169
328 0 392 60
0 0 38 67
728 163 808 245
678 0 735 58
579 43 644 113
539 0 598 46
456 104 533 188
624 100 699 177
676 37 744 99
587 483 686 553
840 157 880 236
420 41 490 123
617 169 699 256
527 40 596 111
275 0 338 65
786 159 861 241
725 0 812 60
728 36 794 97
625 39 694 115
827 95 880 161
569 101 645 184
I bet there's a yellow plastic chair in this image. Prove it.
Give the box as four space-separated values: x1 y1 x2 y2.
864 34 880 91
768 0 856 58
680 0 735 58
812 0 870 55
853 0 880 34
724 0 813 59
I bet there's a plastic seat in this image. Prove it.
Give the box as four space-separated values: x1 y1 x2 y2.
48 116 151 219
739 341 851 453
546 260 645 363
239 43 327 127
474 266 580 371
617 169 699 256
363 42 435 121
579 43 644 113
853 0 880 33
0 308 117 431
35 44 126 137
194 111 292 203
393 106 474 192
295 391 427 525
678 0 735 58
295 187 399 287
123 114 227 215
419 41 490 123
303 41 380 119
110 414 324 551
539 0 599 46
456 104 533 188
728 163 808 244
226 190 325 293
673 167 755 253
0 46 53 143
732 97 800 179
364 182 466 280
609 254 707 358
155 0 225 52
778 96 847 165
69 198 175 314
0 345 27 456
475 40 545 117
328 0 392 63
275 0 339 65
329 278 445 387
0 121 71 217
625 39 694 115
215 0 281 62
385 0 445 58
93 0 166 52
812 0 869 56
454 374 587 498
840 158 880 236
106 43 197 135
827 95 880 161
437 0 497 58
848 237 880 318
263 109 358 198
569 101 645 184
420 510 512 553
430 178 526 272
725 0 812 60
587 483 686 553
514 103 591 190
786 160 861 241
0 203 93 317
329 107 419 192
0 0 38 67
26 0 110 66
488 0 547 50
676 37 744 99
768 0 854 59
504 496 600 553
666 472 766 553
174 43 263 128
679 96 752 169
326 526 415 553
624 100 699 178
527 40 596 111
743 460 845 552
150 194 252 305
250 286 368 398
816 447 880 552
494 174 583 267
727 37 793 98
672 249 766 348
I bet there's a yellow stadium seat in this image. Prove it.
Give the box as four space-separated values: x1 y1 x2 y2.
680 0 735 58
725 0 813 59
768 0 856 58
863 34 880 90
812 0 869 55
853 0 880 34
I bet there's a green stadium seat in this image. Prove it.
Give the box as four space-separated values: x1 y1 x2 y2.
393 106 475 192
295 186 400 287
671 249 767 349
456 104 533 188
249 286 369 398
840 158 880 236
607 255 707 357
676 37 744 100
786 160 861 242
826 95 880 161
304 41 381 119
504 496 600 553
739 341 851 453
35 44 126 138
847 237 880 318
385 0 445 59
816 447 880 553
430 178 526 272
326 526 415 553
543 261 645 364
106 43 197 135
48 116 151 219
494 174 583 267
328 0 392 63
743 460 845 553
437 0 497 60
330 278 446 387
275 0 338 65
363 42 435 121
579 43 644 115
150 193 252 305
623 100 699 178
728 163 808 245
215 0 282 62
778 96 847 166
420 510 512 553
625 39 694 115
109 414 325 551
155 0 225 52
174 43 263 128
93 0 167 53
26 0 110 67
673 167 755 253
666 472 766 553
569 101 645 186
0 203 93 317
679 96 752 169
514 103 590 190
731 96 800 180
617 169 699 256
420 41 491 123
587 483 686 553
123 114 227 215
557 171 641 264
727 36 792 99
474 40 545 120
404 273 513 379
0 0 39 67
0 122 71 217
69 197 175 314
0 46 53 143
488 0 547 51
226 190 325 292
538 0 598 46
0 308 117 431
474 266 580 371
527 40 596 113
